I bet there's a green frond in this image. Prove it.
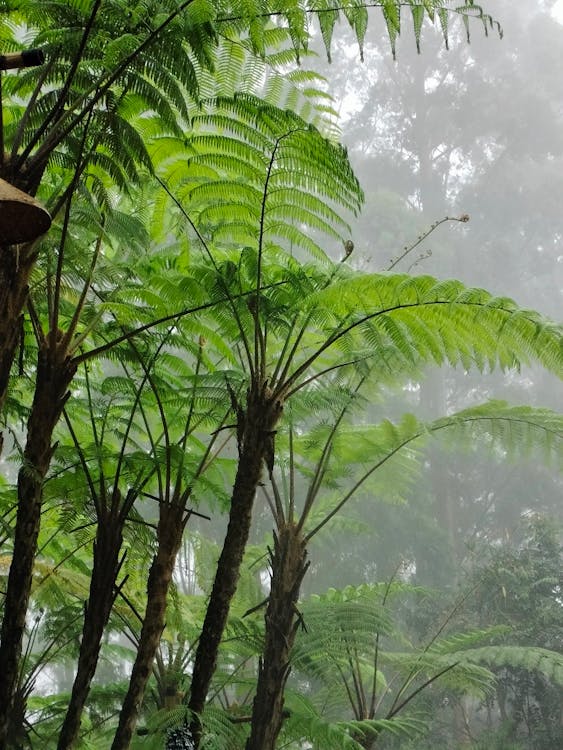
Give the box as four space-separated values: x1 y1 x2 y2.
458 646 563 686
308 1 502 61
298 273 563 383
156 93 362 261
431 401 563 467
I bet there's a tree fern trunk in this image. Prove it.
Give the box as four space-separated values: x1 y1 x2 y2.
246 523 308 750
111 503 186 750
0 336 76 748
188 382 283 747
57 518 124 750
0 248 33 432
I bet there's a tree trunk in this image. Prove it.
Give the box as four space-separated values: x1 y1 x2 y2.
0 247 34 432
188 380 283 747
111 503 186 750
246 523 308 750
0 335 76 748
57 516 124 750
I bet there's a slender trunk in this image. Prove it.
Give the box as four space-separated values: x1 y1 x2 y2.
111 503 185 750
57 517 124 750
246 523 308 750
0 335 76 748
188 381 283 747
0 246 34 429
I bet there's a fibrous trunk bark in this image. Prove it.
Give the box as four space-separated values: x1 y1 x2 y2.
0 247 34 439
57 517 125 750
188 381 283 747
0 335 76 748
245 523 308 750
111 503 186 750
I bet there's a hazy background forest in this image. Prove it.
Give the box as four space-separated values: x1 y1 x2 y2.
293 0 563 582
0 2 561 749
259 1 563 746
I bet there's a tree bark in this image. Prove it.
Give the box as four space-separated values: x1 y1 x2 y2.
0 334 76 749
111 503 186 750
57 516 124 750
188 380 283 747
246 523 308 750
0 246 34 429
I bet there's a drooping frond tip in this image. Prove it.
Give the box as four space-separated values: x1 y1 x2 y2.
308 1 503 61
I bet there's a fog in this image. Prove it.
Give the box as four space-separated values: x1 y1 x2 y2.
287 0 563 594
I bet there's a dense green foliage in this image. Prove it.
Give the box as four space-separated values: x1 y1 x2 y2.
0 1 560 749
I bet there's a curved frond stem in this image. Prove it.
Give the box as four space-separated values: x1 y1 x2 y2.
36 0 103 158
62 407 100 517
180 338 205 454
176 409 231 510
272 261 352 391
284 357 368 400
387 583 480 718
288 422 295 523
386 215 468 272
305 433 423 542
335 658 361 720
349 640 368 718
75 281 287 366
270 311 302 388
261 484 279 526
386 662 459 720
171 339 205 502
283 297 543 396
83 357 106 504
23 0 199 169
198 423 233 476
265 473 285 528
63 225 104 354
433 414 563 441
10 52 58 160
26 297 45 347
50 110 93 340
370 570 400 718
33 616 86 684
271 309 315 392
255 129 303 379
207 655 256 705
297 377 364 532
15 0 102 168
115 334 174 511
154 175 255 377
35 531 94 592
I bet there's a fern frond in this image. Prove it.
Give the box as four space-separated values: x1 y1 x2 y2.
288 273 563 391
458 645 563 686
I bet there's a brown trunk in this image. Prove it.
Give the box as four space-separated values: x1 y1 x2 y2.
188 381 283 747
246 523 308 750
0 247 34 426
111 503 186 750
57 517 124 750
0 334 76 748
